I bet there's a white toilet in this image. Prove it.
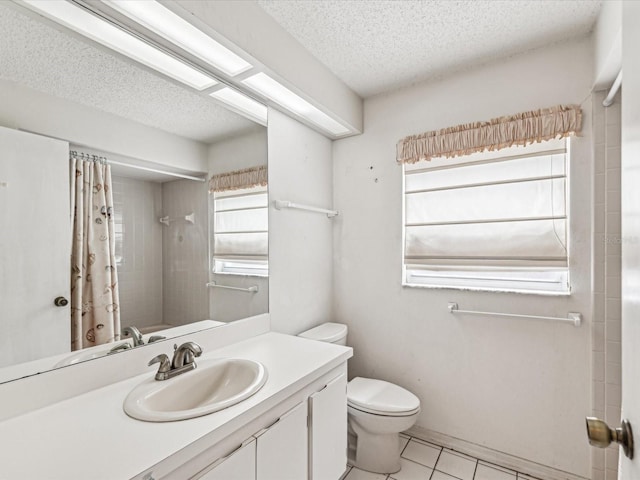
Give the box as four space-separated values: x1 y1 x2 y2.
298 323 421 474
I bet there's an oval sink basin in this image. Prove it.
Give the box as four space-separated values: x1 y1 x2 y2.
124 358 268 422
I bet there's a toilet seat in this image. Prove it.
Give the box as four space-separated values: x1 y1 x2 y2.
347 377 420 417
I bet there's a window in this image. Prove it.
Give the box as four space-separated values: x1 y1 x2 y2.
212 184 268 276
403 139 569 294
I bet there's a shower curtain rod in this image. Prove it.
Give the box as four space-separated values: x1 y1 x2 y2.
70 150 206 182
603 69 622 107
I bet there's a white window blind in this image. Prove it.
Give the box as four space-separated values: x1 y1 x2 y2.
403 140 569 293
213 184 268 275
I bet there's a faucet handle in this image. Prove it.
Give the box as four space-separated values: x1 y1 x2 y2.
172 342 203 369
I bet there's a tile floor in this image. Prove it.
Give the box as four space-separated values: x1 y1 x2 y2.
341 434 541 480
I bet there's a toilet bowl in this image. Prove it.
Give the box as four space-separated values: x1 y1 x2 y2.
298 323 421 474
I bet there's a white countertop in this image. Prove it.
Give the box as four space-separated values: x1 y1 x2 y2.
0 320 226 384
0 332 352 480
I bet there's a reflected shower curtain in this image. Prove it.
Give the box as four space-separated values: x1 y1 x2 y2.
70 157 120 351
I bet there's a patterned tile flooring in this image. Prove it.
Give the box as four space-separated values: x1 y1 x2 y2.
342 434 541 480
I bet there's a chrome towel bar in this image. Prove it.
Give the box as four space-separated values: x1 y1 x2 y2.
447 302 582 327
274 200 338 218
207 282 258 293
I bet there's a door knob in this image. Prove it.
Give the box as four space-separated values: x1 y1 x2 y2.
586 416 634 459
53 296 69 307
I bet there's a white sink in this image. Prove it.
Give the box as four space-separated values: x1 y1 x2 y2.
123 358 268 422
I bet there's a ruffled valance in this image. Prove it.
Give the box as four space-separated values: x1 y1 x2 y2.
209 165 267 193
396 104 582 164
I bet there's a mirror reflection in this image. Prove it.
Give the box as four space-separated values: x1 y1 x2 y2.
0 2 268 382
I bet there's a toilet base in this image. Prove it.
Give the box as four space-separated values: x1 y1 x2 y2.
348 421 403 474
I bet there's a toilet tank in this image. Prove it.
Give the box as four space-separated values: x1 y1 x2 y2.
298 322 348 345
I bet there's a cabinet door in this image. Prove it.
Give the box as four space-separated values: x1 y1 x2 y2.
193 438 256 480
256 402 308 480
309 374 347 480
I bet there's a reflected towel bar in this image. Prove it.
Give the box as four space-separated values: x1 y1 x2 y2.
206 282 258 293
159 213 195 226
274 200 338 218
447 302 582 327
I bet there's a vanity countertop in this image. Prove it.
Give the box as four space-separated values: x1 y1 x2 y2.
0 332 352 480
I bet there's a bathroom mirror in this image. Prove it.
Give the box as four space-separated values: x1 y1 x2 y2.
0 2 268 383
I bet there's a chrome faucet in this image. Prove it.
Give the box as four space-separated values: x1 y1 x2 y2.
122 326 144 347
148 341 203 381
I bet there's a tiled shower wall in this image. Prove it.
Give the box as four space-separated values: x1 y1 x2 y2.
112 175 209 331
592 89 622 480
161 178 209 326
111 175 164 330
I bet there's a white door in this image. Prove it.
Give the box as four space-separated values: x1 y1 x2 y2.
309 374 348 480
0 126 70 368
620 2 640 478
256 402 308 480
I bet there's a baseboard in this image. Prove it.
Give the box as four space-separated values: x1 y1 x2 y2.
404 426 589 480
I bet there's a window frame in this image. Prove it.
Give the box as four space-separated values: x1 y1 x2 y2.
401 139 571 295
211 184 269 278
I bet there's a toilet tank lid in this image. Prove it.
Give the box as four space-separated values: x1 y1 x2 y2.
347 377 420 414
298 322 347 343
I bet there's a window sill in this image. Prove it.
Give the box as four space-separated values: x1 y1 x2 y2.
402 282 571 296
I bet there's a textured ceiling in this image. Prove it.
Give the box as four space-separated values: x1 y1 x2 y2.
257 0 602 97
0 3 261 144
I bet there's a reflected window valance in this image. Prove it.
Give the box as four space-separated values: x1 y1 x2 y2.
396 104 582 164
209 165 267 193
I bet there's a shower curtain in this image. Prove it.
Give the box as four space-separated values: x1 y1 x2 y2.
70 157 120 351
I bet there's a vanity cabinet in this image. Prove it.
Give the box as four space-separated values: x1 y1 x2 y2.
256 402 308 480
193 438 256 480
179 371 347 480
191 402 310 480
309 373 347 480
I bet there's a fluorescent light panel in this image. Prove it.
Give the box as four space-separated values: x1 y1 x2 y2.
23 0 217 90
104 0 252 77
209 88 268 125
242 73 350 136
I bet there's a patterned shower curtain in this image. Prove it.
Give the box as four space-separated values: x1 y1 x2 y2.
70 157 120 351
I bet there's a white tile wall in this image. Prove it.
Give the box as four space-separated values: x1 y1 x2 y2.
111 175 163 330
592 89 622 479
161 178 210 326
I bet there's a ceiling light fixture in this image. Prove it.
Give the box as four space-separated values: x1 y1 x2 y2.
103 0 252 77
209 87 268 126
242 73 350 137
22 0 217 90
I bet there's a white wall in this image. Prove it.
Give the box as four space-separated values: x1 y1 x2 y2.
333 39 593 477
208 128 267 174
208 129 269 321
268 109 334 335
0 80 208 172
